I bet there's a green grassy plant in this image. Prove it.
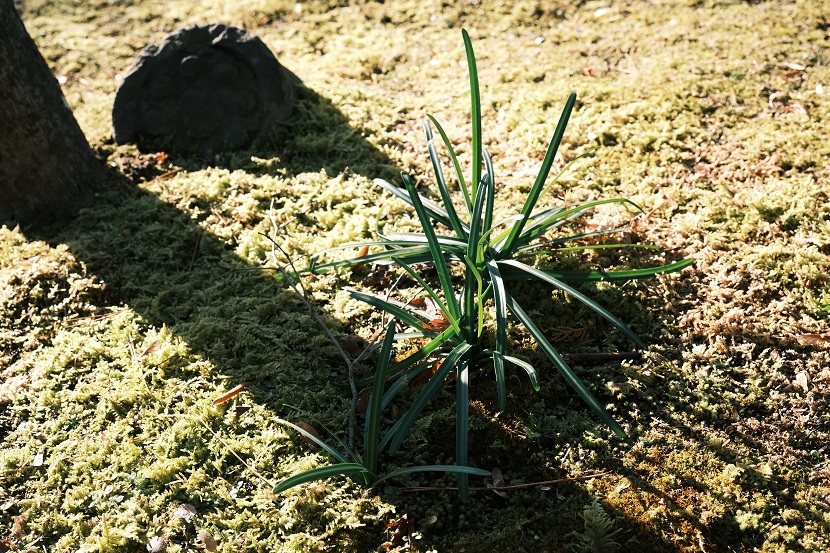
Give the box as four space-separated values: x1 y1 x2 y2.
272 321 490 494
306 29 692 499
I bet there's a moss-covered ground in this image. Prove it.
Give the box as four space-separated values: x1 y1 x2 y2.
2 0 830 551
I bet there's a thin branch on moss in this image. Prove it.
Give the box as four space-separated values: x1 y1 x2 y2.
187 231 203 272
264 200 360 449
400 471 612 492
562 352 642 364
178 414 276 489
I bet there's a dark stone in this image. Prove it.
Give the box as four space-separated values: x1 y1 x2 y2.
113 24 300 155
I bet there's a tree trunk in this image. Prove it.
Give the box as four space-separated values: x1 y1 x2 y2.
0 0 105 228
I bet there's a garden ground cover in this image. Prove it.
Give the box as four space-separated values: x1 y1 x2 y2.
1 0 829 551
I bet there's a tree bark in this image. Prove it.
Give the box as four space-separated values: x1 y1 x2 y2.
0 0 105 228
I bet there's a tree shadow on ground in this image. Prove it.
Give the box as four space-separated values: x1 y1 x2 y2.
19 87 687 551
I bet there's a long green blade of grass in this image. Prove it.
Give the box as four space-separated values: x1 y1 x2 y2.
467 161 488 261
486 214 525 244
350 324 463 390
499 259 646 348
351 333 439 371
383 232 469 249
388 341 472 453
364 321 397 477
349 292 442 323
485 259 508 411
392 256 462 335
349 290 427 330
490 207 566 246
273 464 369 494
456 357 471 500
427 114 472 212
312 239 459 258
310 245 432 274
514 241 662 258
503 294 627 438
500 257 695 282
375 177 467 234
482 147 495 234
272 417 352 464
463 173 489 339
462 254 486 336
499 93 577 255
502 355 540 391
380 359 436 411
372 464 491 487
280 405 361 465
462 29 482 204
539 148 596 199
424 119 467 239
401 172 462 321
517 198 643 248
491 350 507 413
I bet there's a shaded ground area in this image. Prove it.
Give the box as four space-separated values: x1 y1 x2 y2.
2 0 829 551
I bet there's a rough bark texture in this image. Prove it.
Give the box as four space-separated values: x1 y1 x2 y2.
0 0 104 228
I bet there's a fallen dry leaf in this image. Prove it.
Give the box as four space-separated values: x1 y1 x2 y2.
140 339 161 358
197 530 218 551
356 387 372 414
421 515 438 526
422 314 452 332
149 168 181 183
794 371 809 392
796 333 830 347
175 503 197 523
410 359 443 387
362 268 391 288
384 513 415 550
11 515 27 539
407 296 441 315
489 467 508 498
783 69 805 81
491 467 506 486
340 334 366 357
296 421 321 444
353 245 371 271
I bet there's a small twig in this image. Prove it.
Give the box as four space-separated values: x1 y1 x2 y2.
187 231 203 272
265 240 357 441
177 414 276 489
400 471 612 493
147 167 181 183
264 200 360 449
562 352 642 364
383 271 408 328
63 308 122 328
